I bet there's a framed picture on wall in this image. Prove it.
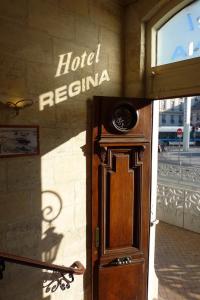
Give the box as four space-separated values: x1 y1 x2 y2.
0 125 39 157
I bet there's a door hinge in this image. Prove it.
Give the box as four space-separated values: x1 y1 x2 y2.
95 226 100 248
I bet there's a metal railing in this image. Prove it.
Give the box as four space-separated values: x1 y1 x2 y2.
0 251 85 293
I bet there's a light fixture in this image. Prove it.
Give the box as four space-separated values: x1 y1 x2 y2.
6 98 33 115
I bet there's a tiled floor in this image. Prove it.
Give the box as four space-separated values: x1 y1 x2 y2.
155 222 200 300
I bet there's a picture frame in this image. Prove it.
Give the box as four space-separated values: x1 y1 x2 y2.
0 125 39 157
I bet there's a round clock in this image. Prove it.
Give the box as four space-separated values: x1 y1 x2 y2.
111 103 138 133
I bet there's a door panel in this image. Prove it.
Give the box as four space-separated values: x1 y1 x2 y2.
108 150 135 249
92 97 152 300
99 262 144 300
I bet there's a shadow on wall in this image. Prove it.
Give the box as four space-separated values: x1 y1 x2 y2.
0 190 63 299
41 191 63 264
0 96 94 300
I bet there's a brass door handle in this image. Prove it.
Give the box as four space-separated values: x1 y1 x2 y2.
107 256 134 266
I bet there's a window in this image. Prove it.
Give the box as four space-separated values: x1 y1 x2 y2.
146 0 200 99
162 114 166 124
157 0 200 66
171 115 175 124
179 114 183 125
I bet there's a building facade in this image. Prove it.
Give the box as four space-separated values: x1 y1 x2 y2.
159 97 200 127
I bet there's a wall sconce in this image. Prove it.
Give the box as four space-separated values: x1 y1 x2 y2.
6 98 33 115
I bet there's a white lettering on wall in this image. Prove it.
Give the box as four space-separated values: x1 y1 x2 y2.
86 73 99 90
39 70 110 110
55 44 101 77
39 91 54 111
55 52 72 77
39 44 110 110
99 69 110 85
68 81 81 98
55 85 68 104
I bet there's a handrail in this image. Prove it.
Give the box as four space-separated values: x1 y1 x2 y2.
0 251 85 292
0 251 85 274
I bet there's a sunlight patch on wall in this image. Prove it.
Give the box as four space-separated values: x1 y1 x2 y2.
41 131 86 268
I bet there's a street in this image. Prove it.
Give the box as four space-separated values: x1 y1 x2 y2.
158 146 200 167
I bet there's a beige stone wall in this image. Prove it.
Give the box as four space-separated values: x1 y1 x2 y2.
0 1 123 299
124 0 171 98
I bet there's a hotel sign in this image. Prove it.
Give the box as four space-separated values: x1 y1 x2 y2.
39 44 110 110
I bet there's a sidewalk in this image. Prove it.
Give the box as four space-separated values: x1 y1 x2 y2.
155 222 200 300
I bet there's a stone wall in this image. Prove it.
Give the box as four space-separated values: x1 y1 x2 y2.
157 162 200 233
124 0 171 98
157 182 200 233
0 1 123 300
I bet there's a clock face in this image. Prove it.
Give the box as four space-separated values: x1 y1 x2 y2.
111 103 138 133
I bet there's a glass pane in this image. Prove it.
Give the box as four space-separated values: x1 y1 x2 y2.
157 0 200 66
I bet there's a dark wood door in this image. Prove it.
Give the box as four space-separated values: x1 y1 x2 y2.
92 97 152 300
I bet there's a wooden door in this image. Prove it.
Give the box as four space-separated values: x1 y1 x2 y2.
92 97 152 300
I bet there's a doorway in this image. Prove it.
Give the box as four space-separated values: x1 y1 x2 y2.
154 97 200 300
146 2 200 296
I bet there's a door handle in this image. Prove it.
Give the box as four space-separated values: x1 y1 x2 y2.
107 256 134 266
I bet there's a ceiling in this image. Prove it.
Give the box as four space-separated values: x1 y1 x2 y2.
116 0 137 6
